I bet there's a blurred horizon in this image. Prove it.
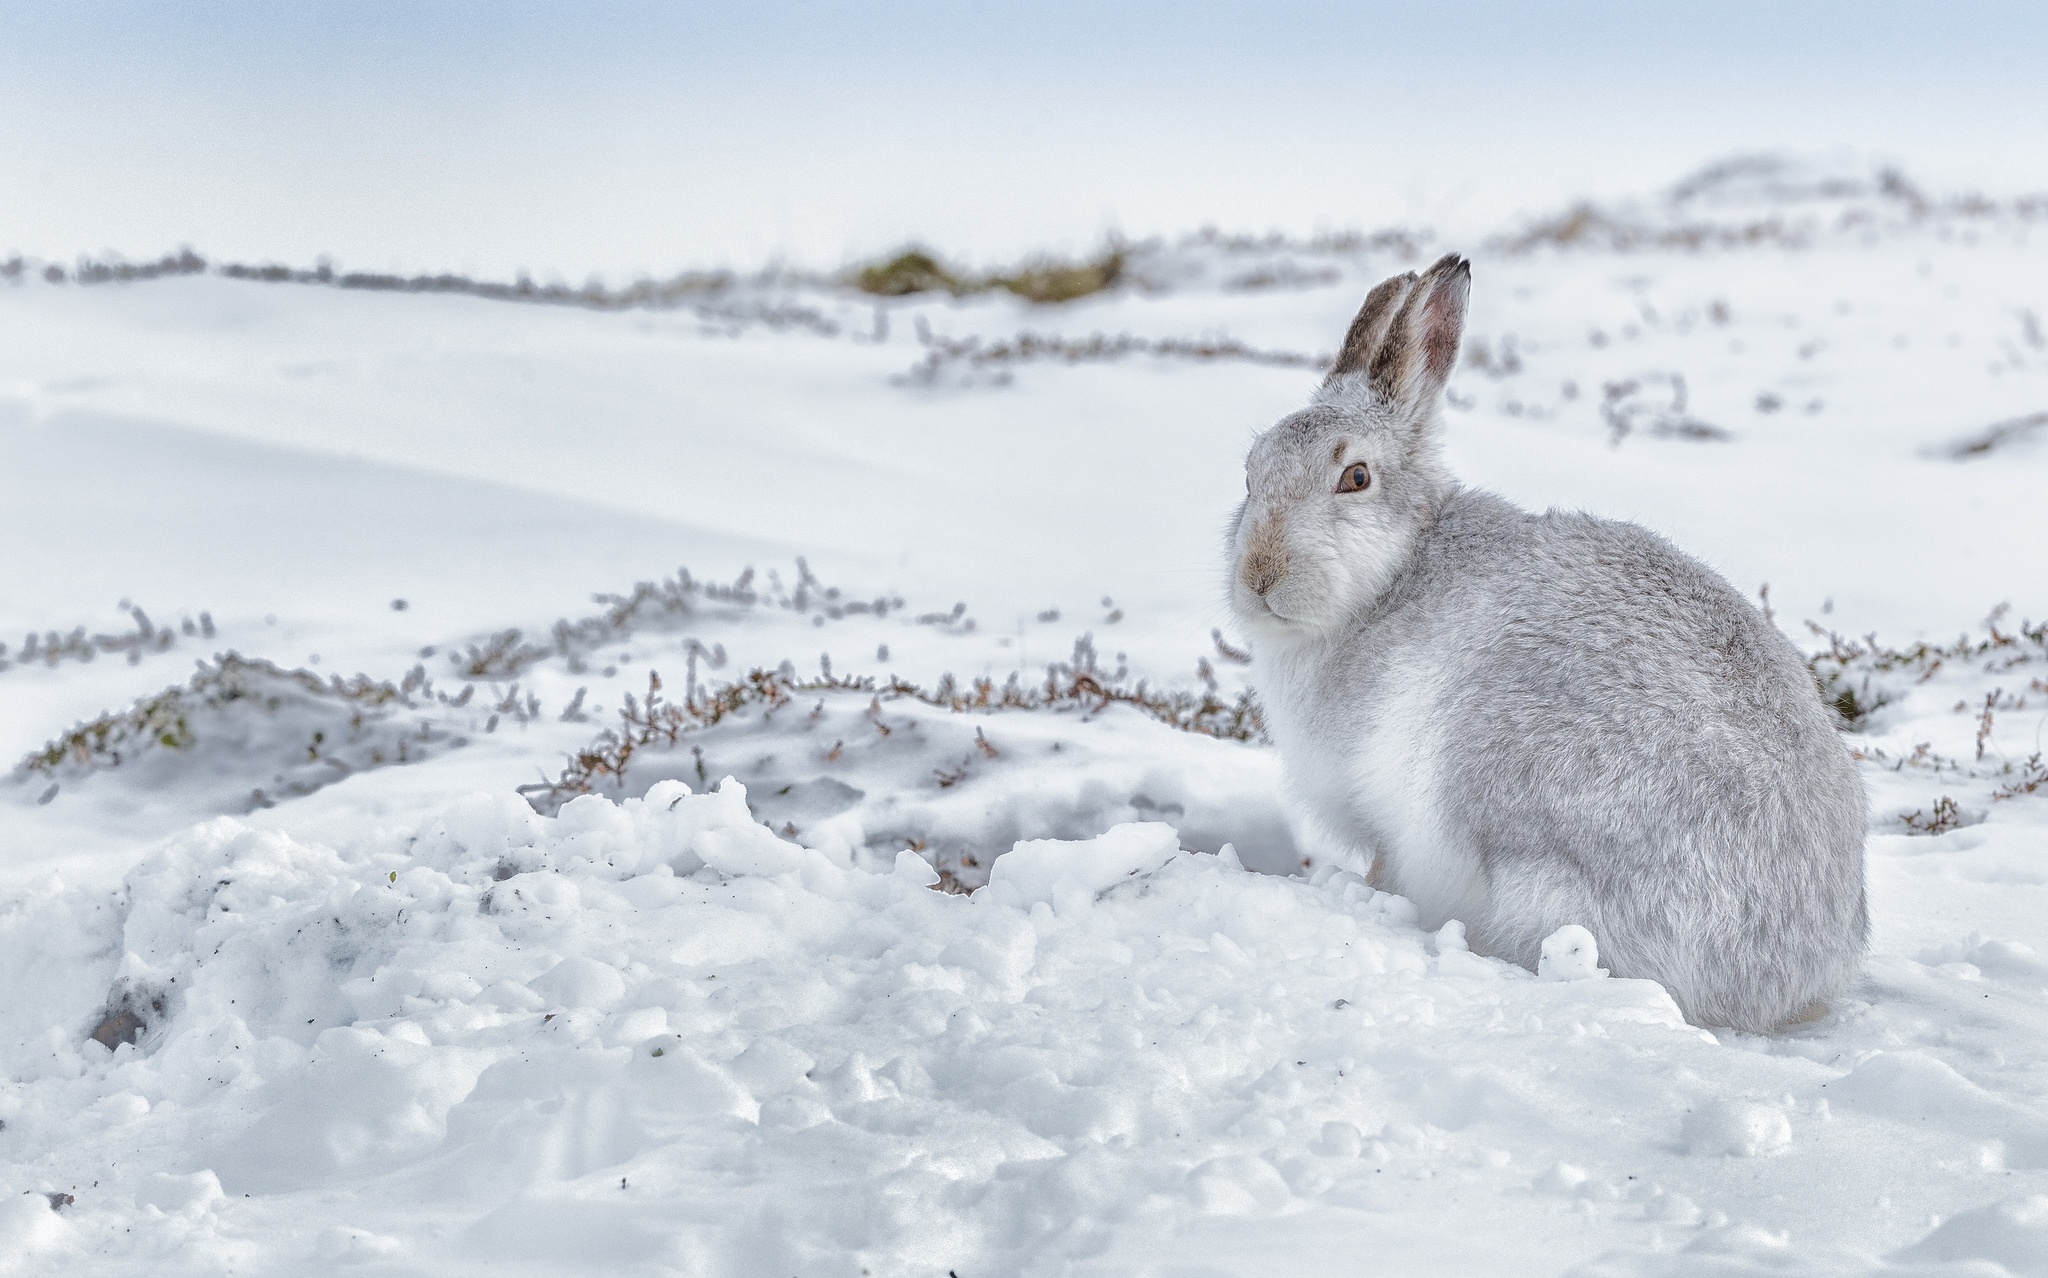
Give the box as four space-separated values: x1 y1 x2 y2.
5 1 2047 277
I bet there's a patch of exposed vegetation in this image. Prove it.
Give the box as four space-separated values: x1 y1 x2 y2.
854 249 962 298
997 251 1127 304
1462 335 1525 379
1807 608 2048 830
519 636 1265 814
851 245 1127 304
1493 203 1826 255
1178 225 1430 261
0 607 213 675
14 654 493 812
217 259 742 308
18 654 446 776
1807 608 2047 733
448 561 909 680
225 262 841 334
1491 160 2048 256
17 247 840 332
1600 373 1730 445
903 326 1326 385
1934 411 2048 460
1899 795 1970 835
24 249 210 285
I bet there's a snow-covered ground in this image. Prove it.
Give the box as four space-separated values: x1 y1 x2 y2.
3 157 2048 1274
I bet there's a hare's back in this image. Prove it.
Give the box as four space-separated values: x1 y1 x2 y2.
1410 492 1844 779
1399 494 1867 1027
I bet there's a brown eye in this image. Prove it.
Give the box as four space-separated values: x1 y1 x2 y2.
1337 462 1371 493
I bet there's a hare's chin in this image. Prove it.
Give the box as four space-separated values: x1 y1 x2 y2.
1237 595 1311 635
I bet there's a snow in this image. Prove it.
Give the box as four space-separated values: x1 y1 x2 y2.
2 159 2048 1273
1679 1100 1794 1160
1893 1197 2048 1275
0 791 1774 1272
1537 925 1607 983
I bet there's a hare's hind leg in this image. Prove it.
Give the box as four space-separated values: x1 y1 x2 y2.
1465 858 1611 976
1781 1000 1829 1027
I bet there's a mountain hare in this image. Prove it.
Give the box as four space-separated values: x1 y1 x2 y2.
1227 254 1865 1032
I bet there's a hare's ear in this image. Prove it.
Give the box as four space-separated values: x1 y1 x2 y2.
1326 270 1418 385
1326 254 1470 408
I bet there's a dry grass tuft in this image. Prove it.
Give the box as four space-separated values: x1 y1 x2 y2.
1900 795 1968 835
854 248 963 298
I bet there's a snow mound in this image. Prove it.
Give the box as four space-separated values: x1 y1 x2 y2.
536 676 1297 884
0 782 1709 1274
14 654 473 815
1680 1099 1793 1158
981 820 1183 907
1892 1195 2048 1275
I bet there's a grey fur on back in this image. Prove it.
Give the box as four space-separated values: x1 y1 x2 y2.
1227 254 1866 1033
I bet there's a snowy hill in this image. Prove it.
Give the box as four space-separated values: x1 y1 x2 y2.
3 160 2048 1275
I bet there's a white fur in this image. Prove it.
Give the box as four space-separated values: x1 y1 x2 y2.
1223 255 1869 1031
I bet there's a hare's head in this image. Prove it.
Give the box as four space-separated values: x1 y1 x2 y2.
1227 253 1469 636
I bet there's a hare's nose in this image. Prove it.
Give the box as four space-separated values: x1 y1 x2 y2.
1242 516 1289 596
1244 559 1282 597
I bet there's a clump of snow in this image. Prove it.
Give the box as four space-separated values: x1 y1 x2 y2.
979 820 1182 907
1681 1099 1793 1158
1538 924 1607 981
1535 1161 1591 1193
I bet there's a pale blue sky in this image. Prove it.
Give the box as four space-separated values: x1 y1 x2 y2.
4 2 2045 273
